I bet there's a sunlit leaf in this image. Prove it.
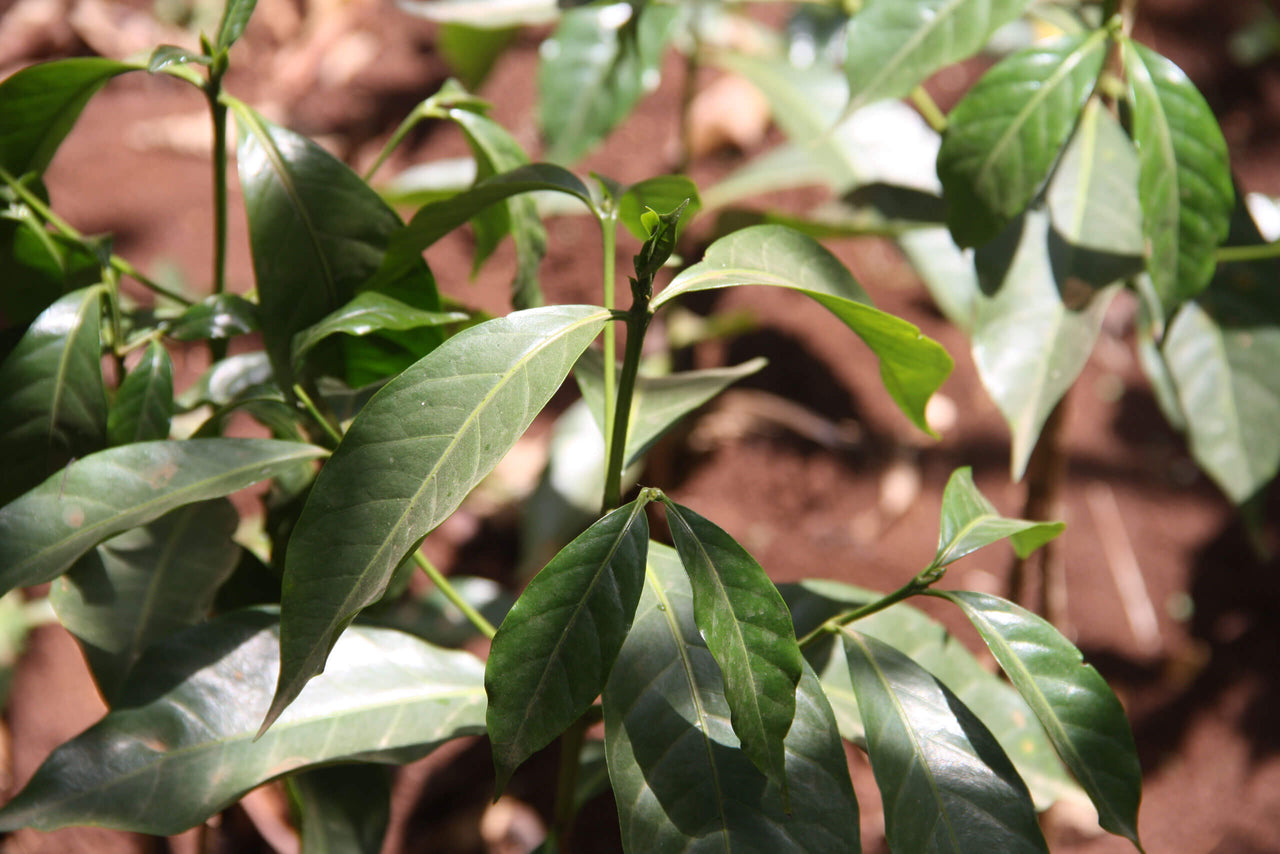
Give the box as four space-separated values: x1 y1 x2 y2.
215 0 259 51
147 45 211 73
107 341 173 446
934 467 1063 568
289 764 392 854
0 438 325 594
0 609 485 834
267 306 610 731
394 0 560 27
176 352 274 410
604 543 860 852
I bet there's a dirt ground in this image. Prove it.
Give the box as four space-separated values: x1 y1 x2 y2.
2 0 1279 852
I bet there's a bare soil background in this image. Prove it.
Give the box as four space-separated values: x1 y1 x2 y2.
1 1 1279 852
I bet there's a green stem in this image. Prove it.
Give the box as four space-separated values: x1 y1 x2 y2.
364 107 424 182
796 566 943 649
411 551 497 639
1217 241 1280 265
205 61 230 362
291 383 344 447
910 86 948 133
547 716 589 853
603 309 649 513
601 219 619 478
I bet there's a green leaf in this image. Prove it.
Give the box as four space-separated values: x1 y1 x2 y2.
652 224 953 433
230 99 440 388
147 45 211 73
0 438 326 595
972 210 1118 479
267 305 610 731
438 24 517 89
165 293 260 341
662 500 803 799
486 496 651 791
938 31 1108 247
0 286 107 504
176 351 274 409
844 0 1034 114
0 609 485 835
936 591 1144 849
783 580 1085 811
215 0 259 51
934 467 1063 568
291 292 465 371
0 58 141 178
618 175 701 241
537 2 679 163
50 499 240 702
107 341 173 445
289 764 392 854
0 208 102 330
394 0 560 27
843 629 1049 854
604 543 860 853
1125 40 1234 313
574 349 766 468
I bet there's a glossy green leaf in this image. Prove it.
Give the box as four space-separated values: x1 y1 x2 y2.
50 499 239 702
938 31 1108 247
843 629 1049 854
394 0 559 27
486 496 650 790
215 0 259 51
107 341 173 445
176 351 274 409
166 293 259 341
0 438 326 595
604 543 860 853
934 467 1064 568
0 286 107 504
291 292 465 370
662 500 803 798
844 0 1033 114
972 210 1117 479
653 224 953 433
289 764 392 854
0 609 485 834
230 99 440 388
1162 205 1280 503
575 349 766 468
1125 40 1234 313
936 591 1144 849
538 2 678 163
267 305 610 731
783 580 1085 811
147 45 211 73
618 175 701 241
0 208 102 330
0 58 140 178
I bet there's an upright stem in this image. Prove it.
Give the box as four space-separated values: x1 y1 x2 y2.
600 220 619 475
206 60 230 361
603 309 649 514
1008 395 1069 619
547 716 588 852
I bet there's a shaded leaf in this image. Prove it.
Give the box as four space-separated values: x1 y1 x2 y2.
843 629 1049 854
487 496 650 790
934 466 1063 568
844 0 1034 114
147 45 211 73
618 175 701 241
0 286 107 504
439 24 517 89
0 609 485 834
291 292 465 371
267 305 610 731
0 208 102 330
0 58 140 178
176 351 274 409
51 499 240 702
653 224 953 433
938 32 1108 247
107 340 173 445
604 543 860 853
0 438 326 594
216 0 259 51
289 764 392 854
166 293 259 341
1125 40 1233 314
936 591 1144 849
662 500 803 798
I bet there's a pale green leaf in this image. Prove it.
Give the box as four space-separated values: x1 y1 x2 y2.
934 467 1064 567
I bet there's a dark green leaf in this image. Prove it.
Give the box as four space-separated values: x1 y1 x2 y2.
0 609 484 834
215 0 259 51
1125 40 1234 314
176 351 274 409
0 58 140 178
0 438 325 594
0 209 102 329
938 31 1108 247
653 225 953 434
843 629 1049 854
604 543 860 853
972 210 1117 479
618 175 701 241
291 292 465 370
936 591 1144 849
934 467 1063 568
147 45 211 73
662 500 803 798
289 764 392 854
574 349 766 467
166 293 259 341
0 286 107 504
486 496 651 790
50 499 239 702
267 305 610 731
537 2 678 163
844 0 1034 114
107 341 173 445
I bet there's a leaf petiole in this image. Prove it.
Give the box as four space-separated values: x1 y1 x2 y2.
796 565 946 649
411 551 497 640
